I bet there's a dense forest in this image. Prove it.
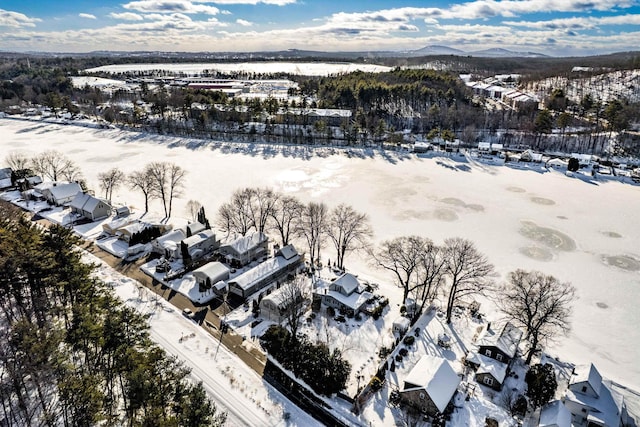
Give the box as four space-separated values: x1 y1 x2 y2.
0 201 226 426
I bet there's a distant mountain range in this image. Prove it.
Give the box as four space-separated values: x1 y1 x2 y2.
408 45 549 58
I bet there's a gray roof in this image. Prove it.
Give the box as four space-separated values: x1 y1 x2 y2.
193 262 230 282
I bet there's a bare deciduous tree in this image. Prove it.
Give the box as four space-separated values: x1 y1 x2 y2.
443 237 494 323
298 202 328 269
281 275 309 342
128 168 156 213
247 187 278 234
269 194 303 247
97 168 124 203
370 236 444 306
5 151 31 172
216 188 254 236
327 204 372 270
31 150 81 182
497 270 576 364
185 200 202 222
146 162 186 218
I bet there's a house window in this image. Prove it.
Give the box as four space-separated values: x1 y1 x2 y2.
496 354 503 362
484 349 491 357
483 377 494 386
419 392 425 400
582 386 587 393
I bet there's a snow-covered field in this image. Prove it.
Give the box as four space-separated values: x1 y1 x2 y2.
2 117 639 396
84 62 392 76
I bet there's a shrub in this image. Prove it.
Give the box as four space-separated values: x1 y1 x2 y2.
400 305 407 314
399 348 408 357
326 306 335 317
402 335 415 346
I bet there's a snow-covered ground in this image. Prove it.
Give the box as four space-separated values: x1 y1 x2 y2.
84 251 322 427
84 62 392 76
2 117 640 409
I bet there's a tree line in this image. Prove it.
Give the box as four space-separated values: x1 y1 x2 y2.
214 187 372 271
0 201 226 426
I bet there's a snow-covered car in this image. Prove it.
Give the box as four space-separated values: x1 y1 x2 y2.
182 308 194 319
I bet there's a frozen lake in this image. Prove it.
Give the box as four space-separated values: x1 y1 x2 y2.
2 117 639 390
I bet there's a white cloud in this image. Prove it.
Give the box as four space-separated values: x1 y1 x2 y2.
206 0 296 4
79 13 97 20
236 19 252 26
504 14 640 30
123 1 220 15
0 9 42 28
109 12 145 21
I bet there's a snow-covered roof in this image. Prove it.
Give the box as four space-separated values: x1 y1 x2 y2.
186 222 206 236
539 400 571 427
155 229 187 247
0 177 12 189
475 354 508 383
193 262 229 282
262 284 301 309
393 317 411 328
332 272 360 295
479 322 522 358
277 244 298 260
566 376 624 427
571 364 602 396
229 250 301 292
183 229 216 247
223 232 267 255
36 182 82 202
402 355 461 413
70 192 110 213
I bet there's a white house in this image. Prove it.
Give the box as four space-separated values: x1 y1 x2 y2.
152 228 187 259
400 355 461 417
192 262 230 293
260 284 303 322
314 272 372 316
218 232 269 267
181 229 220 261
564 364 629 427
69 192 111 221
35 182 82 206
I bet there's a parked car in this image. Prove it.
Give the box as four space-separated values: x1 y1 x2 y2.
182 308 194 319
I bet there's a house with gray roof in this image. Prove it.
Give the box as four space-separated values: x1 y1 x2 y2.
35 181 82 206
70 192 111 221
314 272 372 316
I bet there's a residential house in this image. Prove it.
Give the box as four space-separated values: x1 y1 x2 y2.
102 215 137 236
35 181 82 206
218 232 269 267
313 272 373 316
152 228 187 259
400 355 461 417
260 284 303 322
228 244 302 300
564 364 630 427
115 221 172 243
181 229 220 261
192 262 230 293
539 400 571 427
186 221 207 237
478 322 523 365
69 192 111 221
467 353 509 391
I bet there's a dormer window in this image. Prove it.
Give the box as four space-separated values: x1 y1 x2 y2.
496 354 503 362
485 349 491 357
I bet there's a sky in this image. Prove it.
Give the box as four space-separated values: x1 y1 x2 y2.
0 0 639 56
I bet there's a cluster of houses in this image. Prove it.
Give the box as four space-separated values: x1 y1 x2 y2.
393 321 634 426
461 74 539 111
